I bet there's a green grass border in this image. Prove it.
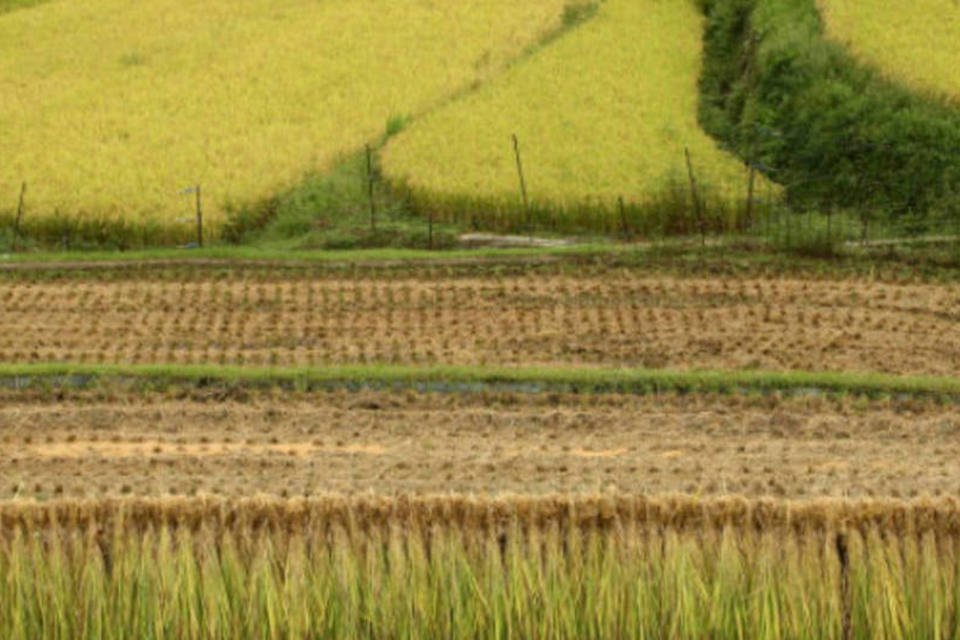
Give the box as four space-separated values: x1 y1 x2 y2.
2 363 958 398
0 242 625 266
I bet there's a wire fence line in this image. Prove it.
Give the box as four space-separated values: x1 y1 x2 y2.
3 141 960 253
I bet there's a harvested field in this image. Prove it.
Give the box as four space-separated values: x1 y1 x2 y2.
0 269 958 375
2 390 959 499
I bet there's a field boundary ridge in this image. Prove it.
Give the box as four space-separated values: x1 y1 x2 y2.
2 363 958 398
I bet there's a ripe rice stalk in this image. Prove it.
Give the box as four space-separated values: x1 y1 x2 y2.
1 497 959 637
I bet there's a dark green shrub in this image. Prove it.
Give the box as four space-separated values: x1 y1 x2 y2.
699 0 960 228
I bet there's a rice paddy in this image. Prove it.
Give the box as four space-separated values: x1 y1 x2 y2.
0 0 566 239
381 0 775 233
0 264 956 375
818 0 960 101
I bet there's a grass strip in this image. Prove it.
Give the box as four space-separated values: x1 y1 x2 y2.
1 362 958 398
3 238 958 286
0 241 622 266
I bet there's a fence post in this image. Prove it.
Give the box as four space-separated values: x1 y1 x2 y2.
428 210 434 250
684 147 705 247
366 144 376 232
195 185 203 248
12 181 26 252
511 134 532 240
618 196 630 241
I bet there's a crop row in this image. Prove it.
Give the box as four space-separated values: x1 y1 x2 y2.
0 274 956 375
2 391 959 500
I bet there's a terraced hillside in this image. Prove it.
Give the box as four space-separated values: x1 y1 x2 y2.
3 0 960 630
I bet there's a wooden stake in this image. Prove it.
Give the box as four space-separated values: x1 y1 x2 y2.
366 144 376 232
618 196 630 241
195 185 203 248
836 532 852 640
12 181 26 252
745 161 756 230
512 134 531 239
428 210 434 250
684 147 705 247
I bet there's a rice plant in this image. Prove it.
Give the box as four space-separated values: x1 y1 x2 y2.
0 0 567 240
0 496 958 639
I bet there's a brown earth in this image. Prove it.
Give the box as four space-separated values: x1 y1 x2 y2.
0 269 958 375
2 390 958 500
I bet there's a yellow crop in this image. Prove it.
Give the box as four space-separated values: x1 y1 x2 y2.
818 0 960 101
0 0 566 236
381 0 770 230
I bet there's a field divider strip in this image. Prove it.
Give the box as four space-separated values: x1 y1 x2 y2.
0 363 958 398
0 243 630 270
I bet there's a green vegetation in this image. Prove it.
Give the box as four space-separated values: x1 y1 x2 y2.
3 0 960 256
4 236 960 288
4 362 960 399
221 152 462 250
699 0 960 228
0 0 48 13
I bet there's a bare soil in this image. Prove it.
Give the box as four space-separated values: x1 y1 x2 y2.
2 391 958 500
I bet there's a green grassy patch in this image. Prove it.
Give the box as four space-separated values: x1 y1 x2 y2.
220 151 464 251
3 236 960 286
3 362 959 399
0 0 50 13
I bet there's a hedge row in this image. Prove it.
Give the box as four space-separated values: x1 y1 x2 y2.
698 0 960 230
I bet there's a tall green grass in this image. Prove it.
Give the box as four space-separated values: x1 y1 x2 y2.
1 496 958 639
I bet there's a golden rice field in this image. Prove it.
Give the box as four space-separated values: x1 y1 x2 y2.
0 0 566 237
381 0 773 232
818 0 960 101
